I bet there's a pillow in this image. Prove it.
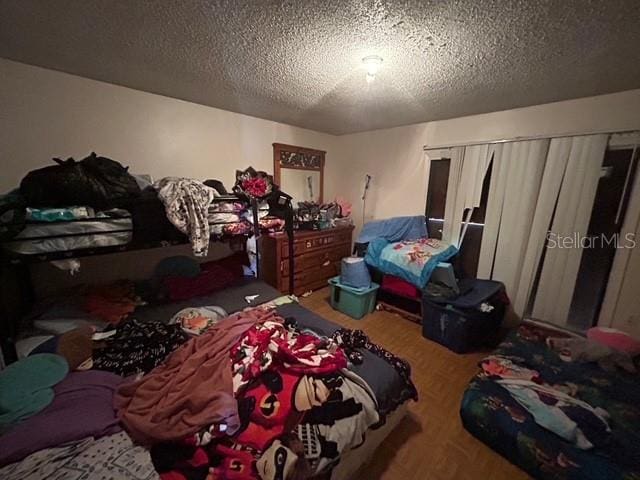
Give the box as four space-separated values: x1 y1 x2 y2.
154 255 201 279
587 327 640 356
15 335 53 358
29 297 108 334
31 326 94 370
33 317 105 335
169 306 228 335
0 354 68 434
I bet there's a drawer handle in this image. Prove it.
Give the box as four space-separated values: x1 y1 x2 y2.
322 260 331 267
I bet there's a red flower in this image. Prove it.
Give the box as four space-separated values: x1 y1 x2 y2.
242 177 268 198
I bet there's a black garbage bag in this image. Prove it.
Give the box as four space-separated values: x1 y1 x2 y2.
20 152 141 209
203 179 228 195
0 192 26 240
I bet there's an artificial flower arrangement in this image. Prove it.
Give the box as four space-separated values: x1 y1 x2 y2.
233 167 276 200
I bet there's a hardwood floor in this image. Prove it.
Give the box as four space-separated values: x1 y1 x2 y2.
299 287 531 480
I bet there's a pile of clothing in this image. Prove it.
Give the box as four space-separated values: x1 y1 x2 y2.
17 279 197 377
154 172 287 256
3 290 417 480
208 199 253 238
0 355 141 471
85 280 142 325
155 177 253 256
114 308 383 479
481 355 611 450
2 157 293 262
294 200 351 230
479 327 640 452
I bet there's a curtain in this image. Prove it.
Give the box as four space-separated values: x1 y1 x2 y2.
532 134 608 326
439 134 608 325
512 139 573 316
442 145 493 247
477 139 550 315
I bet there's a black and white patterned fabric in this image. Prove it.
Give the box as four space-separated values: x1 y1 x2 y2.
154 177 218 256
331 327 418 407
0 431 158 480
93 319 187 377
295 371 379 474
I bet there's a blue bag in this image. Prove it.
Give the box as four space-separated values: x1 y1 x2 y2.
340 257 371 289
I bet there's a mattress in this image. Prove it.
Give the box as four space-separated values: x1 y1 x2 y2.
332 402 408 480
277 301 417 417
133 277 283 323
3 209 132 254
364 237 457 288
460 324 640 480
136 279 414 416
131 280 414 476
7 279 414 478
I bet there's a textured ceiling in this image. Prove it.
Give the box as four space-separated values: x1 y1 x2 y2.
1 0 640 135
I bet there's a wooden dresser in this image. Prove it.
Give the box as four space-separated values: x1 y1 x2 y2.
260 225 354 295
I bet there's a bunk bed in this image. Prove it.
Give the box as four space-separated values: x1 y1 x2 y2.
0 161 416 480
0 186 295 362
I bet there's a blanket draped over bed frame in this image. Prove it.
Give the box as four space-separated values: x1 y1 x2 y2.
365 237 458 288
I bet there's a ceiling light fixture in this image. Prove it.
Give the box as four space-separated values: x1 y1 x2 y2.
362 55 383 83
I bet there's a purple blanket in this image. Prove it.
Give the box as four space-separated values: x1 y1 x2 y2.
0 370 123 466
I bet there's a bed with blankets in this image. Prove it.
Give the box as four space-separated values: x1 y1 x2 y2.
0 157 286 259
0 188 273 257
460 323 640 480
0 277 416 480
359 215 457 289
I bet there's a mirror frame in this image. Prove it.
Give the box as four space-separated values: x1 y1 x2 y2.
273 143 325 204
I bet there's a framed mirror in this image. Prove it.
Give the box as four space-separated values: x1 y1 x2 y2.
273 143 325 205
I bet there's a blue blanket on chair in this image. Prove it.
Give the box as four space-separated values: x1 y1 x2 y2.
365 237 458 288
356 215 428 244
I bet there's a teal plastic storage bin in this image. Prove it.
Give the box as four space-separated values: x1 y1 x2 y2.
328 276 379 319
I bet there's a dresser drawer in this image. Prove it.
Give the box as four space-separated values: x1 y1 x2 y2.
281 230 353 258
296 260 340 284
280 243 351 276
292 276 334 296
262 226 354 295
281 260 340 294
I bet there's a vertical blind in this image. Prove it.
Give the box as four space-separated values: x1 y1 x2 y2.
434 133 613 327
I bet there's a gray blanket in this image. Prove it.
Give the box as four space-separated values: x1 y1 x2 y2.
0 431 158 480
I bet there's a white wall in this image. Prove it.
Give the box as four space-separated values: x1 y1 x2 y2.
3 58 640 316
0 59 340 293
0 59 340 193
338 89 640 237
